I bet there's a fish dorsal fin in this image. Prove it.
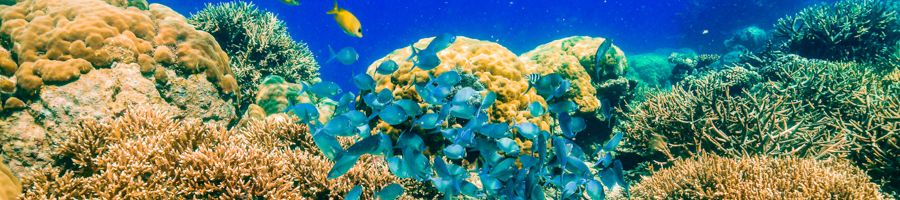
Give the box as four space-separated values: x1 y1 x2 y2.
327 0 340 15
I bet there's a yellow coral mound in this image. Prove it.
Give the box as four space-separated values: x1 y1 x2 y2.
0 0 237 103
0 156 20 200
20 106 417 199
366 36 552 131
630 155 886 199
519 36 628 114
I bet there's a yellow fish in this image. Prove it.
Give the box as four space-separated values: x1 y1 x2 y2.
280 0 299 6
327 0 362 38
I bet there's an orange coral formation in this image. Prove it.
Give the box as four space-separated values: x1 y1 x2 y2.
0 0 239 108
21 106 418 199
366 36 552 131
630 155 886 199
519 36 628 115
0 156 21 200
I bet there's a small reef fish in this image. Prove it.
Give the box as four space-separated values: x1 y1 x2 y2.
407 33 457 70
279 0 299 6
327 0 362 38
376 60 400 75
593 39 613 79
327 45 359 65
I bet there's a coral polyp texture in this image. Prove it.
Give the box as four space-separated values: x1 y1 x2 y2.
0 0 238 177
190 1 320 112
21 106 417 199
775 0 900 63
630 155 886 199
519 36 631 117
366 36 554 131
0 156 20 199
0 0 238 101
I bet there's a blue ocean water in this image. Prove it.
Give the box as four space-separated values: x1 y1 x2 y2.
149 0 830 91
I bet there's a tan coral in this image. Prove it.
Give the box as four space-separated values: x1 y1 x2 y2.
2 97 23 110
0 0 239 106
0 156 21 200
366 36 552 132
630 155 887 199
519 36 628 114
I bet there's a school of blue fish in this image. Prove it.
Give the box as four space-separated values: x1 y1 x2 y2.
286 34 628 199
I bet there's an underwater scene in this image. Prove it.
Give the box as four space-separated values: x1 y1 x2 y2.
0 0 899 199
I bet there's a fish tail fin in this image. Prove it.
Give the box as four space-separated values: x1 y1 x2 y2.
326 45 336 64
327 0 339 14
406 44 419 61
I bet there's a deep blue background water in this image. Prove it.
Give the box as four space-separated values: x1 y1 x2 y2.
149 0 830 91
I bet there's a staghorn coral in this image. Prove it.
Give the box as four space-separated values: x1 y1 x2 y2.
0 0 239 107
621 65 847 161
190 1 319 113
775 0 900 64
21 106 419 199
366 36 554 133
629 155 886 199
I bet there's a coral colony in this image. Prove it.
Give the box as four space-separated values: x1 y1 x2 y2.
0 0 898 199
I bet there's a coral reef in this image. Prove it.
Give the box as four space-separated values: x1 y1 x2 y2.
252 75 336 124
0 0 238 176
20 106 419 199
724 26 769 52
630 155 886 199
626 53 673 89
668 52 720 83
190 1 319 112
775 0 900 63
366 36 554 132
0 156 20 200
519 36 631 117
0 0 238 102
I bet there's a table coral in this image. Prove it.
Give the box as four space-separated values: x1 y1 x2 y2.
366 36 553 131
0 0 239 107
629 155 887 199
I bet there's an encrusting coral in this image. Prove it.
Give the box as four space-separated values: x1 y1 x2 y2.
190 1 319 113
629 155 886 199
0 0 239 107
20 106 420 199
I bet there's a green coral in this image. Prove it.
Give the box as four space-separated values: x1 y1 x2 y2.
627 53 674 89
775 0 900 64
189 1 319 114
0 0 16 6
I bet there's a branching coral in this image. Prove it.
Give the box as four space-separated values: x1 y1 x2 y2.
20 106 417 199
0 0 239 109
190 1 319 113
775 0 900 63
630 155 886 199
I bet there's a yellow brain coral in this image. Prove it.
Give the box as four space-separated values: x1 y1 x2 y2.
366 36 552 131
0 0 238 104
519 36 628 115
0 156 21 200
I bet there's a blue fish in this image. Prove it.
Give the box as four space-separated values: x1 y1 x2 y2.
284 103 319 125
489 158 517 181
449 103 477 119
327 45 359 65
327 152 360 179
336 92 357 113
558 112 576 138
352 73 376 91
533 73 564 99
548 100 577 114
514 122 539 139
480 91 497 110
376 183 404 200
347 133 381 156
477 123 510 138
568 116 587 135
586 179 606 200
603 131 624 152
376 60 400 75
593 39 613 79
308 81 343 98
479 172 502 196
312 131 343 160
414 113 442 129
436 70 461 87
394 99 422 117
594 152 613 168
342 111 368 127
397 131 425 151
564 155 590 176
379 104 408 125
497 137 520 155
322 115 353 136
410 52 442 71
402 148 431 180
452 87 478 104
345 185 364 200
528 101 544 117
443 144 466 160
